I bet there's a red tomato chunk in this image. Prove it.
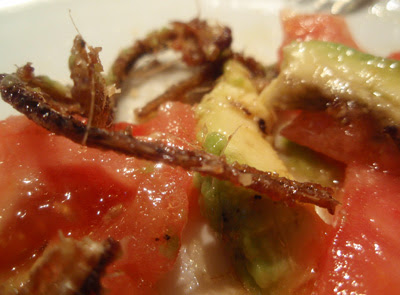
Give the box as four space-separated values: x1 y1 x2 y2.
280 110 400 294
279 12 360 64
315 165 400 294
0 102 197 294
281 110 400 175
277 12 400 294
388 51 400 60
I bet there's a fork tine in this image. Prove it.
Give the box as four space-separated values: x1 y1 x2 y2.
330 0 373 14
290 0 374 15
314 0 334 11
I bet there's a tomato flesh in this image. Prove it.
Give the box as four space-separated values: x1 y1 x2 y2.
280 110 400 294
315 164 400 294
277 12 400 294
388 51 400 60
114 102 197 145
279 12 360 63
281 110 400 174
0 102 197 293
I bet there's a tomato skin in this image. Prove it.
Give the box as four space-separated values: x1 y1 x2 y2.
0 102 197 293
281 110 400 174
388 51 400 60
0 116 138 274
314 164 400 294
279 12 360 63
280 110 400 294
95 163 193 293
278 12 400 294
114 102 197 146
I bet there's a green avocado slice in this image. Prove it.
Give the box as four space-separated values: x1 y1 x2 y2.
195 60 330 294
262 40 400 128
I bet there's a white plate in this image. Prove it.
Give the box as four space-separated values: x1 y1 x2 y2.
0 0 399 120
0 1 399 293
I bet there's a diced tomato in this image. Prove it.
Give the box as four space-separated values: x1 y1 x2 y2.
96 160 193 293
388 51 400 60
314 164 400 294
281 110 400 174
279 12 360 63
280 110 400 293
114 102 197 146
0 102 197 293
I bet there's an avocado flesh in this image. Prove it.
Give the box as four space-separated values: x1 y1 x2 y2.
199 174 327 294
196 60 290 177
275 136 344 188
262 40 400 128
196 60 328 294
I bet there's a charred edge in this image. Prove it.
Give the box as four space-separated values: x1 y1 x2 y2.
79 238 121 295
0 82 338 213
85 126 337 213
258 119 266 134
222 213 229 223
383 125 400 148
216 27 232 51
1 81 87 140
79 38 86 48
233 165 338 214
326 100 400 151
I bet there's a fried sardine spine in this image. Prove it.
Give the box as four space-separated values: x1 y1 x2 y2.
0 74 338 213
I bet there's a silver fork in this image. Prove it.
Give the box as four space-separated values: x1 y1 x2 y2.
293 0 374 14
318 0 373 14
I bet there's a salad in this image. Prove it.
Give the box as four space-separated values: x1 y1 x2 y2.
1 3 400 295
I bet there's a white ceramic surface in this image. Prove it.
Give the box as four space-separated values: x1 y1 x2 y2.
0 1 399 293
0 0 399 120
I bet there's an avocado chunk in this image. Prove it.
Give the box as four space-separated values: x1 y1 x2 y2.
199 172 328 294
262 40 400 128
196 60 290 177
196 60 330 294
275 136 344 187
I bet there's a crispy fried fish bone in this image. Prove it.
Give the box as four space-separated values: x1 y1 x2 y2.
0 74 338 214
